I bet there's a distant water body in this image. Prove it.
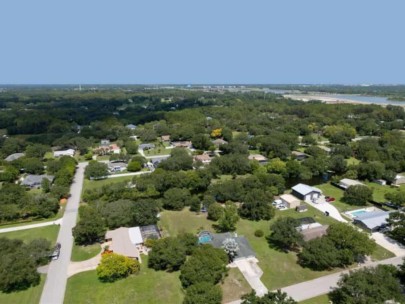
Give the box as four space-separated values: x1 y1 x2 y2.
266 89 404 106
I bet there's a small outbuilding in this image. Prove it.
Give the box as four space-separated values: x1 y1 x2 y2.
280 194 301 209
291 184 322 202
339 178 365 190
296 204 308 213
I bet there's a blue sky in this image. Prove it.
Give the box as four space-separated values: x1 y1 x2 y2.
0 0 404 84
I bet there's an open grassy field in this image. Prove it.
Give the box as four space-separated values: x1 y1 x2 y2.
0 225 59 244
71 243 102 262
221 268 252 303
82 176 133 193
299 294 330 304
64 256 184 304
159 208 214 237
144 147 171 156
0 275 45 304
364 181 405 203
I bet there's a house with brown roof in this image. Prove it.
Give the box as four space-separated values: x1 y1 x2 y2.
300 225 329 241
194 153 212 164
212 138 228 147
105 227 142 261
161 135 171 142
172 141 192 148
248 154 268 164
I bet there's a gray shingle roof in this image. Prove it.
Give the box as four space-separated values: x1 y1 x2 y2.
202 232 255 260
21 175 54 187
5 153 25 162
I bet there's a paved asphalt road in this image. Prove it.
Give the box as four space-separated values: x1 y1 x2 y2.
39 162 87 304
280 255 405 302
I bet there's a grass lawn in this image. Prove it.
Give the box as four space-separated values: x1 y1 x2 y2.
347 157 360 166
64 256 184 304
315 183 368 213
221 268 252 303
82 176 134 193
236 209 340 291
299 294 330 304
159 208 214 237
363 181 405 203
0 225 59 244
0 275 45 304
144 147 171 156
71 243 101 262
370 243 395 261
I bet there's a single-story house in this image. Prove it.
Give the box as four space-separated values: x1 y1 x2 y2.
280 194 301 209
353 211 390 232
172 141 192 149
300 225 329 241
198 231 255 262
109 144 121 154
151 156 170 168
291 151 309 161
212 138 228 147
100 139 110 146
53 149 75 158
393 175 405 186
339 178 365 190
161 135 171 142
5 153 25 162
105 227 141 261
126 124 137 130
21 174 54 189
139 143 155 150
108 161 127 173
291 184 322 202
194 153 212 164
248 154 268 164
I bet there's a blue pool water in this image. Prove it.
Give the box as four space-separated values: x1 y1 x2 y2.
199 235 212 244
351 210 367 217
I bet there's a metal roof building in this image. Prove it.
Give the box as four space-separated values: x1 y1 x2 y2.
353 211 390 232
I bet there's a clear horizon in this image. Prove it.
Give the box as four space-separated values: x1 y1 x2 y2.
1 0 404 84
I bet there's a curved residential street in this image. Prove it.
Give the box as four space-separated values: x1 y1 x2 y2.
39 162 87 304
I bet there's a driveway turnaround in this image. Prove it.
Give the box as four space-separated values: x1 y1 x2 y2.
67 252 102 278
0 218 62 234
39 162 87 304
280 255 405 302
305 200 347 223
234 258 268 297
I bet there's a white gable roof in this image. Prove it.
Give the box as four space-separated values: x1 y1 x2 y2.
292 183 322 196
128 227 143 245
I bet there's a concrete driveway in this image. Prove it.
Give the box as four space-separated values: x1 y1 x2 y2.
68 252 102 278
233 258 268 297
305 199 347 223
39 162 87 304
372 232 405 257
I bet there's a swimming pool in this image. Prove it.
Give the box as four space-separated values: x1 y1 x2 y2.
198 231 213 244
351 210 367 217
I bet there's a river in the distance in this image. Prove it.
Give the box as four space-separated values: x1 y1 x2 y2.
265 89 404 106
